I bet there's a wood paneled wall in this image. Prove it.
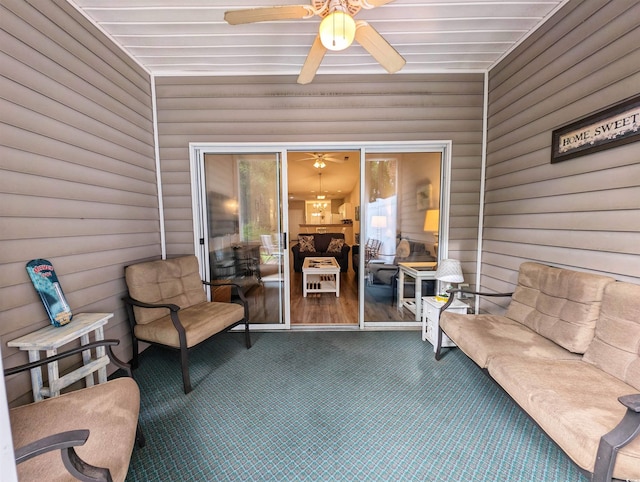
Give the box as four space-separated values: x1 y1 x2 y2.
1 0 157 405
482 0 640 313
154 74 485 281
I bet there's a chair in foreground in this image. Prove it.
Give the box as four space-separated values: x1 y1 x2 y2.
123 255 251 394
5 339 143 482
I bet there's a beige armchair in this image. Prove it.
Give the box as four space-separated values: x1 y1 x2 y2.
5 340 144 482
123 255 251 394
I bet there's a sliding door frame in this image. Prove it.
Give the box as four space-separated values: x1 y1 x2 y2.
189 140 452 330
360 142 452 329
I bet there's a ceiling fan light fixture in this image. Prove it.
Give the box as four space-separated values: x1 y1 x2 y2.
319 10 356 51
313 159 326 169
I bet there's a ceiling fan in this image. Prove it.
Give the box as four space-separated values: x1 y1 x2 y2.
224 0 406 84
296 152 346 168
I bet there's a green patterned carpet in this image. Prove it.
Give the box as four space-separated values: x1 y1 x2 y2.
126 331 587 481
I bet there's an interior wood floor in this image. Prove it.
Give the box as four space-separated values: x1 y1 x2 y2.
246 259 415 325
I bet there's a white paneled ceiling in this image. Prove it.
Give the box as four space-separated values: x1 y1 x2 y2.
68 0 568 79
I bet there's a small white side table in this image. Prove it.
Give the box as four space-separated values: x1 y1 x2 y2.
8 313 113 401
422 297 468 351
397 262 437 321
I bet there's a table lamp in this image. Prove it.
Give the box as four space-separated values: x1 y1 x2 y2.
435 259 464 302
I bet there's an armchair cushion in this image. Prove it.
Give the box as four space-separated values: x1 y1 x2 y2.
125 255 206 325
11 377 139 482
133 301 245 348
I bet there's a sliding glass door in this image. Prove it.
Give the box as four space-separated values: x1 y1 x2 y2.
192 150 287 327
190 141 451 329
362 150 445 326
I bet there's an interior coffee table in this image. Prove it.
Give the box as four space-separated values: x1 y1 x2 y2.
302 257 340 297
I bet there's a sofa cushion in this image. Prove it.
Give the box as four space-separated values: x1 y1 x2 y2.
11 377 140 482
440 312 580 368
125 256 207 325
327 237 345 253
583 282 640 391
487 356 640 479
315 233 344 252
504 262 615 353
134 301 245 348
299 235 315 252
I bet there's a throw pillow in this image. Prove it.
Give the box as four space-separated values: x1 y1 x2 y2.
299 235 315 253
327 238 345 253
396 239 410 258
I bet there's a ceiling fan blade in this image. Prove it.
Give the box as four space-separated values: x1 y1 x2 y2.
225 5 314 25
297 36 327 85
324 157 346 163
355 21 406 74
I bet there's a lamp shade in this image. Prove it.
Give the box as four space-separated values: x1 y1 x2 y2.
319 11 356 51
371 215 387 228
423 209 439 232
435 259 464 283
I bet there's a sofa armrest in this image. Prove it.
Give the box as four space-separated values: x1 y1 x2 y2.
440 289 514 312
435 290 514 361
592 394 640 482
15 429 112 482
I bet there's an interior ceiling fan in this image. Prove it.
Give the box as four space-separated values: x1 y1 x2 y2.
296 152 346 168
224 0 406 84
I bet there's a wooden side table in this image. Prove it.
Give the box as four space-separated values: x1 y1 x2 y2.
8 313 113 401
422 297 468 351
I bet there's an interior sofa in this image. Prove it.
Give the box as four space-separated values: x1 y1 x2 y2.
436 262 640 481
291 233 350 272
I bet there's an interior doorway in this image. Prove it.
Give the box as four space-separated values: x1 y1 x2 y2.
287 150 360 326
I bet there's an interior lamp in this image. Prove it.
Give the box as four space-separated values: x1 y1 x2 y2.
371 215 387 229
423 209 439 234
435 259 464 302
319 10 356 51
423 209 440 256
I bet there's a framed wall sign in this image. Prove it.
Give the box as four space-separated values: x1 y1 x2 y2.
551 94 640 163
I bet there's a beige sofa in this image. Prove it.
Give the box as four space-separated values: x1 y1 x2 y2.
436 262 640 482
